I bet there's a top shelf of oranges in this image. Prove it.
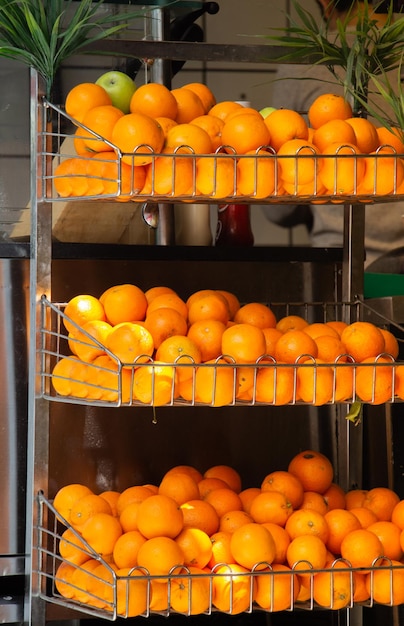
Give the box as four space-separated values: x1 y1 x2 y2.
43 80 404 205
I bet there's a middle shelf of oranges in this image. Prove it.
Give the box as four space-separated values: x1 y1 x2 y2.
42 81 404 205
36 451 404 620
41 284 404 408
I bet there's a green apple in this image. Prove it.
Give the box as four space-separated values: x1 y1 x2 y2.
259 106 277 119
95 71 136 114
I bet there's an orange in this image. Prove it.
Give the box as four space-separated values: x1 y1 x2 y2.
262 327 283 356
391 499 404 530
208 100 243 122
314 334 348 363
365 558 404 605
89 151 146 200
204 487 243 518
129 82 178 119
165 122 213 155
65 82 112 123
204 464 242 493
263 108 309 152
219 509 254 534
156 335 201 383
155 116 178 139
159 472 200 506
54 561 76 599
53 483 93 524
149 580 169 612
288 449 334 494
112 530 147 569
59 527 90 565
235 365 256 400
308 93 353 129
349 506 378 529
277 139 320 187
105 321 154 365
376 125 404 153
51 356 89 399
236 149 277 198
171 87 205 123
299 491 329 515
144 308 188 350
116 485 155 516
64 294 106 334
69 493 112 530
356 356 395 404
133 362 177 406
92 354 135 403
249 490 293 527
312 119 357 153
276 315 308 333
188 292 230 325
230 522 276 570
221 323 266 364
345 116 379 153
367 520 403 561
99 490 120 517
115 568 149 618
212 563 256 614
70 558 101 604
332 364 355 402
255 362 295 405
80 104 124 152
208 530 233 568
147 292 188 320
261 470 304 509
326 320 348 337
100 283 148 325
81 512 123 557
285 508 329 544
143 152 194 196
54 157 89 197
182 82 216 113
313 560 353 610
197 477 230 499
175 527 212 568
170 566 211 615
216 290 240 320
261 523 291 564
191 114 224 151
238 488 262 516
341 321 386 363
111 112 165 166
187 319 227 362
119 502 141 532
345 488 368 510
196 154 236 198
323 482 346 510
255 563 300 611
194 358 236 406
68 319 112 362
136 493 184 539
340 528 383 571
319 142 365 195
226 107 263 122
286 534 328 577
163 464 203 484
357 147 404 195
221 112 271 155
145 285 177 304
363 486 400 522
379 327 399 359
274 329 318 364
85 562 118 609
137 536 184 580
297 358 334 405
323 508 361 555
233 302 276 330
180 499 220 536
394 364 404 399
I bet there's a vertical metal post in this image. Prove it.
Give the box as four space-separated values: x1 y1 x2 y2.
25 69 52 626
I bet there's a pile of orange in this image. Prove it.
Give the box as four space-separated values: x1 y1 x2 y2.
51 282 401 407
55 80 404 201
53 451 404 615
